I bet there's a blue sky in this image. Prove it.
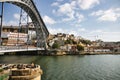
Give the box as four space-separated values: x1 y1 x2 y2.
0 0 120 41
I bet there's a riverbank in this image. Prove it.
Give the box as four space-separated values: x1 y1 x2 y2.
1 50 120 56
81 52 120 55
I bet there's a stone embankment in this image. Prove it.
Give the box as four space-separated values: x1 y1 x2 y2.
0 63 42 80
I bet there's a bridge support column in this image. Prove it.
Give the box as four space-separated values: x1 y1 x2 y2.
0 2 4 46
34 22 47 49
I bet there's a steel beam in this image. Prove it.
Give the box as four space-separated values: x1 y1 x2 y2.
0 2 4 46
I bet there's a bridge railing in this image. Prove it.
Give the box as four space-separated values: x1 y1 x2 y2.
0 46 44 51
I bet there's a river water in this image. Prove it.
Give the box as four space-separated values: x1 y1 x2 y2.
0 55 120 80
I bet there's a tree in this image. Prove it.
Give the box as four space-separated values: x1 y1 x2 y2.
52 42 60 49
0 69 3 72
65 39 77 44
65 39 72 44
77 45 84 51
79 39 91 45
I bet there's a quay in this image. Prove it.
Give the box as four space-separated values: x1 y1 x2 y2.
0 63 43 80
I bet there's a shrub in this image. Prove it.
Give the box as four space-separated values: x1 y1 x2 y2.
77 45 84 51
52 43 60 49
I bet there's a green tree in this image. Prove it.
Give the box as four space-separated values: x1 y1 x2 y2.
65 39 77 44
0 69 3 72
79 39 91 45
77 45 84 51
72 40 77 44
65 39 72 44
52 43 60 49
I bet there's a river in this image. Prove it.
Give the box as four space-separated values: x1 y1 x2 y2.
0 55 120 80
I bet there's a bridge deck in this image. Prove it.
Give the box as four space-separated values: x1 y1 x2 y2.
0 46 44 55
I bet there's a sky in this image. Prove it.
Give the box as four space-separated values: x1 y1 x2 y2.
0 0 120 42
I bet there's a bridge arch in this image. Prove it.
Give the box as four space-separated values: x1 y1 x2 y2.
0 0 49 49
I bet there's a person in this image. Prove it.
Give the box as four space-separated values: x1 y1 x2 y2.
31 62 35 68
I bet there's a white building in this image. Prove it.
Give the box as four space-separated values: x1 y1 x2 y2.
8 32 28 42
94 49 111 52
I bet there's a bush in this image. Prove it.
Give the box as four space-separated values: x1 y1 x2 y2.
52 43 60 49
65 39 77 44
77 45 84 51
65 39 72 44
79 39 91 45
0 69 3 72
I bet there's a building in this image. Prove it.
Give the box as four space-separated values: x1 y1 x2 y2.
1 23 35 46
7 32 28 46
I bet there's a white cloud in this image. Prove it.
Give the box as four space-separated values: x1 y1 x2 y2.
48 27 78 36
77 0 100 10
55 1 79 22
51 2 59 6
57 0 63 2
3 20 18 26
13 13 32 23
54 1 85 22
3 13 20 26
4 13 33 26
85 29 120 41
48 28 63 34
49 0 120 42
52 9 56 14
91 8 120 22
57 3 75 21
70 1 77 9
14 13 20 20
75 13 84 23
78 28 86 32
91 10 103 16
100 31 120 42
74 24 82 27
43 15 56 25
52 0 99 23
48 27 87 36
90 29 103 33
